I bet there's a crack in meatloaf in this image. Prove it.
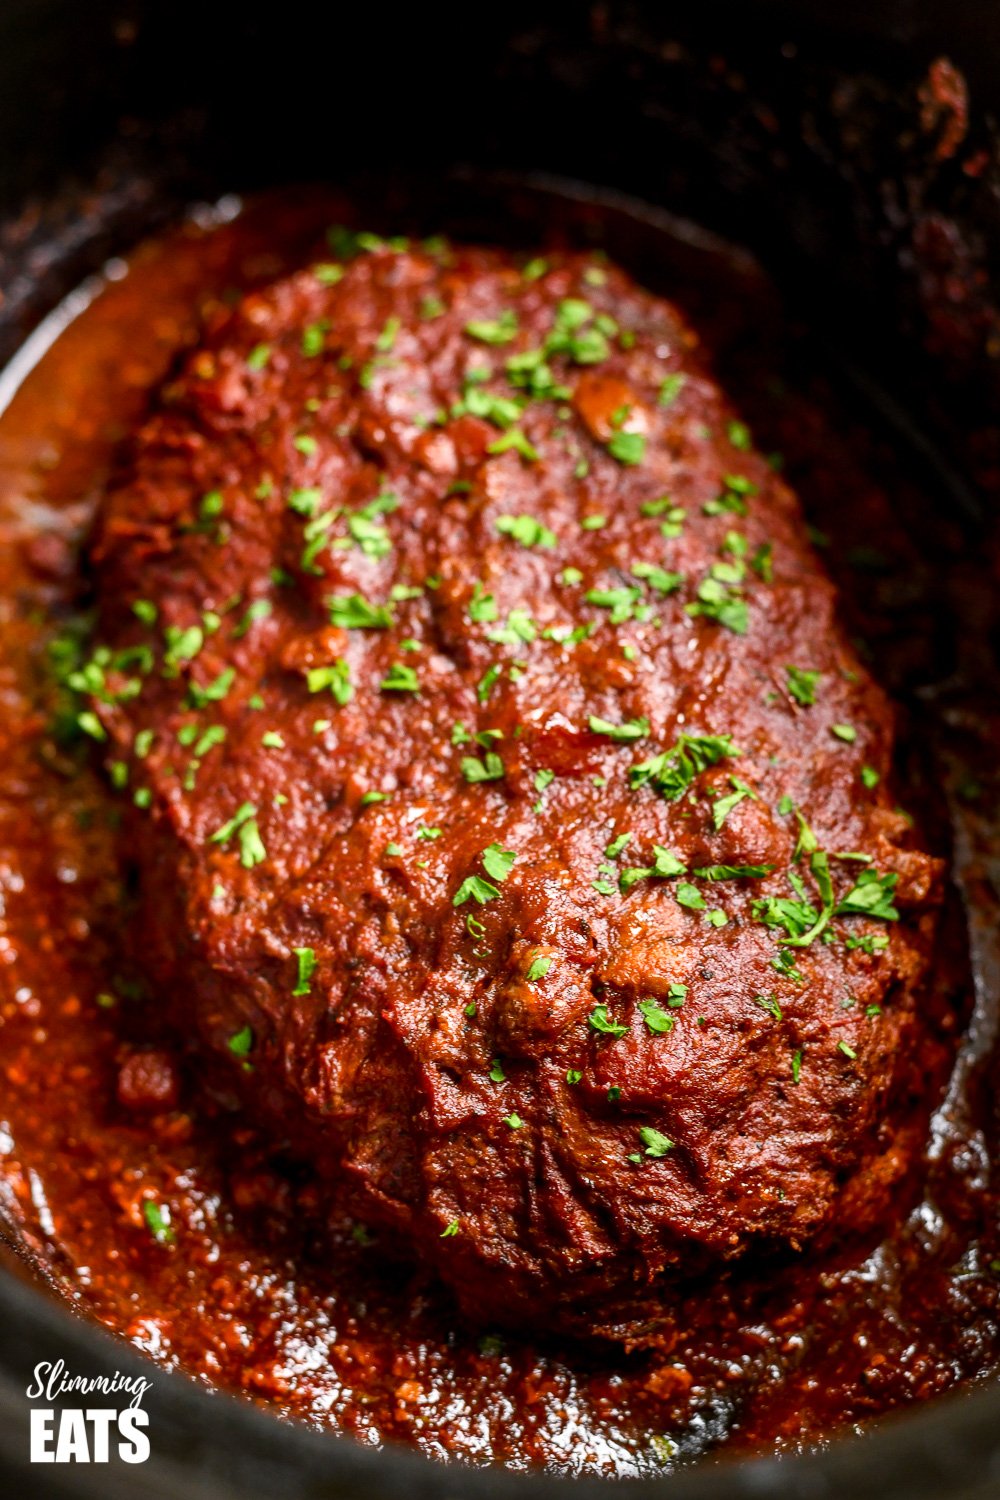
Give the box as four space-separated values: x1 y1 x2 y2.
85 232 946 1335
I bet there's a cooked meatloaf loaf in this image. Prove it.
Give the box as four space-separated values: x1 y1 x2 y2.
88 235 943 1332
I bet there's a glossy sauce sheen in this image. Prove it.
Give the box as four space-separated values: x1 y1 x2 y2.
0 194 997 1476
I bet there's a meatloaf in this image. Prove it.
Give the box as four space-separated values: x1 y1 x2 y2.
86 233 944 1333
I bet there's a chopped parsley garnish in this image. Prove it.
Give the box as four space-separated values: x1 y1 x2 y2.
786 665 821 706
232 599 272 638
620 847 686 893
376 315 400 352
481 843 517 881
607 430 646 466
712 776 757 830
328 593 394 629
638 1126 673 1158
496 513 556 549
453 874 500 907
476 663 502 703
164 623 204 667
487 610 536 645
836 868 898 920
658 373 686 408
465 309 518 345
751 542 774 582
831 722 857 743
302 320 329 357
488 429 540 463
754 850 833 948
526 953 552 982
142 1200 175 1245
238 819 266 868
638 998 674 1035
461 752 504 783
307 660 353 704
588 715 649 742
209 802 266 867
631 562 683 596
686 576 748 634
227 1025 253 1057
585 585 644 624
292 947 317 996
675 883 706 911
589 1006 629 1038
468 583 498 624
861 765 880 789
380 662 420 693
630 732 738 801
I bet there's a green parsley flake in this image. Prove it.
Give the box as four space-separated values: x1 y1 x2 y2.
307 660 353 704
481 843 517 881
658 374 686 408
675 883 706 911
143 1200 175 1245
227 1025 253 1057
588 715 649 742
712 776 757 830
453 874 500 907
380 662 420 693
526 953 552 982
488 429 539 463
620 847 687 893
686 576 748 634
292 947 317 996
465 309 518 345
461 752 504 783
631 562 683 596
329 593 394 629
589 1005 629 1038
786 665 821 707
630 733 739 801
607 430 646 466
496 514 556 549
639 1126 673 1158
638 998 674 1035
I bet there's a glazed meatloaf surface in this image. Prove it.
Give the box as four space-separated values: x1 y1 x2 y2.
88 235 944 1333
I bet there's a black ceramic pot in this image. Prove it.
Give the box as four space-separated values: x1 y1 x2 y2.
1 4 998 1496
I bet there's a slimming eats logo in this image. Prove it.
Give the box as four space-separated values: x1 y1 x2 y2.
27 1359 151 1464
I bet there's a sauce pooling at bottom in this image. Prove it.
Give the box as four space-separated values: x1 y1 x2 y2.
0 191 996 1476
